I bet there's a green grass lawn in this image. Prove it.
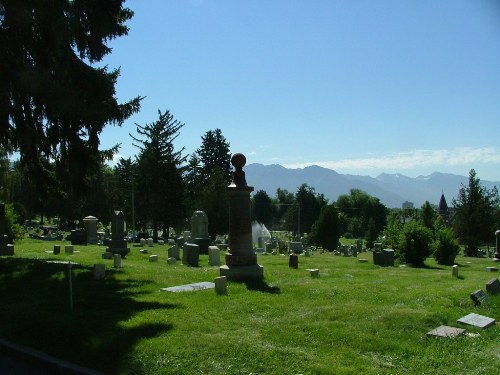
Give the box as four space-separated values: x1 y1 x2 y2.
1 238 499 374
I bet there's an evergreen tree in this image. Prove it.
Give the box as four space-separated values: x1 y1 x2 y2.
131 110 187 239
0 0 142 194
310 205 340 251
420 201 436 230
252 190 274 229
196 129 231 184
452 169 499 256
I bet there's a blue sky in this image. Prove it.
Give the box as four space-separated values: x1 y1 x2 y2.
99 0 500 181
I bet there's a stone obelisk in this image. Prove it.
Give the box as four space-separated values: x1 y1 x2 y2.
220 153 264 280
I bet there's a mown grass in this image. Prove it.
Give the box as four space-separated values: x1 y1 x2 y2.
0 238 499 374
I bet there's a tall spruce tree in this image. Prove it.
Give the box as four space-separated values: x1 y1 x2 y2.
131 110 186 239
0 0 141 193
452 169 499 256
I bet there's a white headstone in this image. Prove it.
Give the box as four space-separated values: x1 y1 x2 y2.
208 246 221 266
452 265 459 278
149 255 158 262
148 238 154 247
140 238 146 246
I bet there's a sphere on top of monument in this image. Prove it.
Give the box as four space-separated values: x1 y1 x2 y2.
231 153 246 169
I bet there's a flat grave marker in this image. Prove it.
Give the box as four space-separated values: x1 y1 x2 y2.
457 313 496 329
161 282 215 293
427 325 465 338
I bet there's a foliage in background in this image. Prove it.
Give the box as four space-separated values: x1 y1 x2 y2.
0 0 141 197
432 227 460 265
310 204 341 251
452 169 500 256
251 190 274 229
2 202 23 241
397 220 433 267
131 110 187 238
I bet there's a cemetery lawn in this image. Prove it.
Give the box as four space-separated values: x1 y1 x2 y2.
0 239 499 375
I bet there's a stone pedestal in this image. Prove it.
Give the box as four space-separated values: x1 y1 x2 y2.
452 265 459 278
220 153 263 281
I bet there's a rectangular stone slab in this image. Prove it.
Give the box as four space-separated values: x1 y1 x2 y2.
161 282 215 293
427 325 465 338
457 313 496 329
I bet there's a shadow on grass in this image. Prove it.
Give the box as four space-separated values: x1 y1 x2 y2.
240 279 281 294
0 257 177 373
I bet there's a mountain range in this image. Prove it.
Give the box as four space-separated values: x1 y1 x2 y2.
244 163 500 208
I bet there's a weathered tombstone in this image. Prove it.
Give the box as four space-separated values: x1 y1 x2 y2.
53 245 61 254
149 255 158 262
486 278 500 295
106 211 130 258
83 216 98 244
191 211 211 255
470 289 488 306
65 245 74 254
219 153 264 280
426 326 465 338
304 249 310 257
309 268 319 277
383 249 395 266
183 243 199 267
452 265 459 278
457 313 496 329
167 257 177 265
148 237 154 247
168 245 180 260
139 249 148 254
140 238 146 246
356 239 363 253
208 246 221 266
168 239 176 246
113 254 122 268
70 228 87 245
486 267 498 272
215 276 228 295
358 258 368 263
289 253 298 269
93 264 105 280
158 239 164 245
373 251 385 266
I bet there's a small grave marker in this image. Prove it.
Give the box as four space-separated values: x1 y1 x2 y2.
486 278 500 295
149 255 158 262
113 254 121 268
65 245 74 254
470 289 488 306
167 257 176 265
102 252 113 259
53 245 61 254
140 249 148 254
289 253 298 269
452 265 459 278
427 325 465 338
486 267 498 272
215 276 228 295
457 313 496 329
93 264 105 280
358 258 368 263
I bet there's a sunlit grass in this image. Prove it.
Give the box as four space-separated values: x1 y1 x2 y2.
0 238 498 374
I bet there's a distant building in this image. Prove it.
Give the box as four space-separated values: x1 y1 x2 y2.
438 193 450 225
402 201 414 210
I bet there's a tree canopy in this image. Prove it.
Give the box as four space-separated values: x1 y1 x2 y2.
0 0 141 190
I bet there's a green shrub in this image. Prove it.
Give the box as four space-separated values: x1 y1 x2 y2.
432 227 460 265
3 203 24 241
397 220 432 267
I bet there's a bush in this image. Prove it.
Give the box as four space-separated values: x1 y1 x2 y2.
3 203 24 242
432 228 460 265
397 221 432 267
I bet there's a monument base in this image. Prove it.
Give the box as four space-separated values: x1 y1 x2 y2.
106 247 130 258
219 264 264 281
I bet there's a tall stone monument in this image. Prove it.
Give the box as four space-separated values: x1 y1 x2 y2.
220 153 264 280
83 216 98 244
106 211 130 258
494 230 500 261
